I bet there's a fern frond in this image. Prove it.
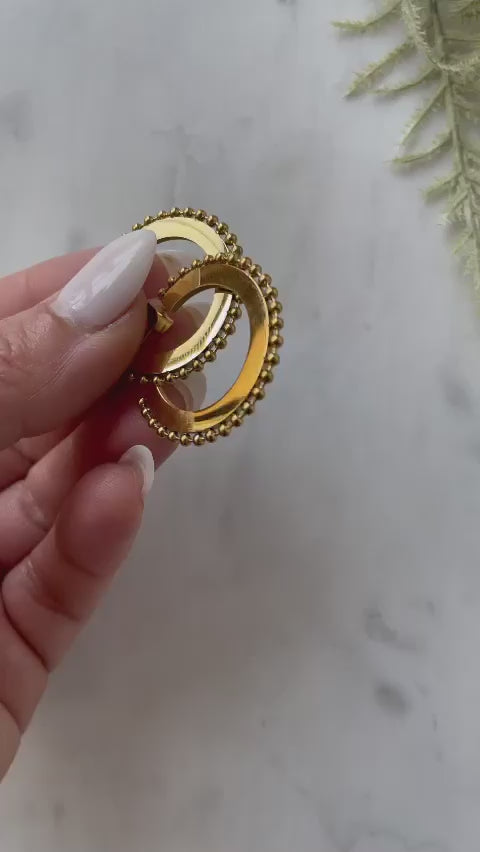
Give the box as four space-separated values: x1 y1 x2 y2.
453 227 474 255
400 81 447 144
402 0 480 78
393 130 452 165
465 146 480 168
346 38 414 95
375 66 439 94
424 170 461 199
464 240 480 290
445 30 480 45
448 0 480 19
335 0 480 292
449 0 479 13
452 90 480 119
333 0 401 33
443 186 469 223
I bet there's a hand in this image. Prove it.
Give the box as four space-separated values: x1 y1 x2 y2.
0 231 197 781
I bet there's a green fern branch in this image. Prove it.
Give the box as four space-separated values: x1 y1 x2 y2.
333 0 402 33
375 65 438 94
346 38 414 95
335 0 480 291
393 129 452 165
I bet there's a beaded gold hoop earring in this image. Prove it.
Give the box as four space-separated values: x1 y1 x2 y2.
130 208 241 380
129 210 283 446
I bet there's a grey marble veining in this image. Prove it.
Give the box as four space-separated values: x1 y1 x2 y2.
1 1 479 850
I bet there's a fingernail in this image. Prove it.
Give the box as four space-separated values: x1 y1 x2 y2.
119 444 155 498
157 247 200 278
52 230 157 328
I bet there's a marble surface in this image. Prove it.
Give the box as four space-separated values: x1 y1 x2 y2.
1 1 480 850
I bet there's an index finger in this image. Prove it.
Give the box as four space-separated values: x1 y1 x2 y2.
0 251 170 319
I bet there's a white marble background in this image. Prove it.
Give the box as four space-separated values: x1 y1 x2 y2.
1 1 480 850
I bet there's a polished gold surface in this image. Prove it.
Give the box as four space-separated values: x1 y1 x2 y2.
147 300 173 334
132 209 240 374
137 254 283 445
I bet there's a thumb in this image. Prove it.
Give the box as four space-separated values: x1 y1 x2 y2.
0 230 157 450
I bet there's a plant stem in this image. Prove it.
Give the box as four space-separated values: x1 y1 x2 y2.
430 0 480 284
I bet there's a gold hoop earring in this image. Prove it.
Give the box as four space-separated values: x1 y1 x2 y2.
129 210 283 446
130 208 241 380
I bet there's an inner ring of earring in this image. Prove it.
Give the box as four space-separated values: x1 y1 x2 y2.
138 260 273 444
133 213 237 374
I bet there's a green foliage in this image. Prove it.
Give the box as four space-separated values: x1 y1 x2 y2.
334 0 480 290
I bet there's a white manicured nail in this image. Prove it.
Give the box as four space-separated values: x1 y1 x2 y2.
52 230 157 328
120 445 155 498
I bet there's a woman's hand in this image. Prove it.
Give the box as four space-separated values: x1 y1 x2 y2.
0 231 194 780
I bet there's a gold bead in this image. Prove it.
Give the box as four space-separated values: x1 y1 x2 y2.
266 351 280 366
168 431 179 442
204 349 216 362
193 433 206 446
157 425 166 437
207 214 219 226
132 223 141 231
242 401 254 414
196 209 207 220
275 301 283 313
261 368 274 383
180 435 191 446
165 373 173 382
193 359 203 371
269 332 284 347
271 316 284 330
219 423 231 437
250 264 261 276
231 413 243 427
229 305 242 320
206 429 217 443
225 322 236 336
141 376 149 385
144 215 153 225
184 207 195 217
239 256 252 269
215 336 227 349
179 367 188 379
252 386 265 400
217 223 228 235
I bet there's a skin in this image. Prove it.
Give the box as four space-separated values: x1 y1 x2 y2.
0 249 200 780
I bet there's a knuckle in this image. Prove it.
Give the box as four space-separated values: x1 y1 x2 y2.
22 554 84 633
0 323 32 402
17 478 51 536
0 333 22 390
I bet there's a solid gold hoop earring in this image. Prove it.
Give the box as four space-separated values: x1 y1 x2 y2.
136 254 283 446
